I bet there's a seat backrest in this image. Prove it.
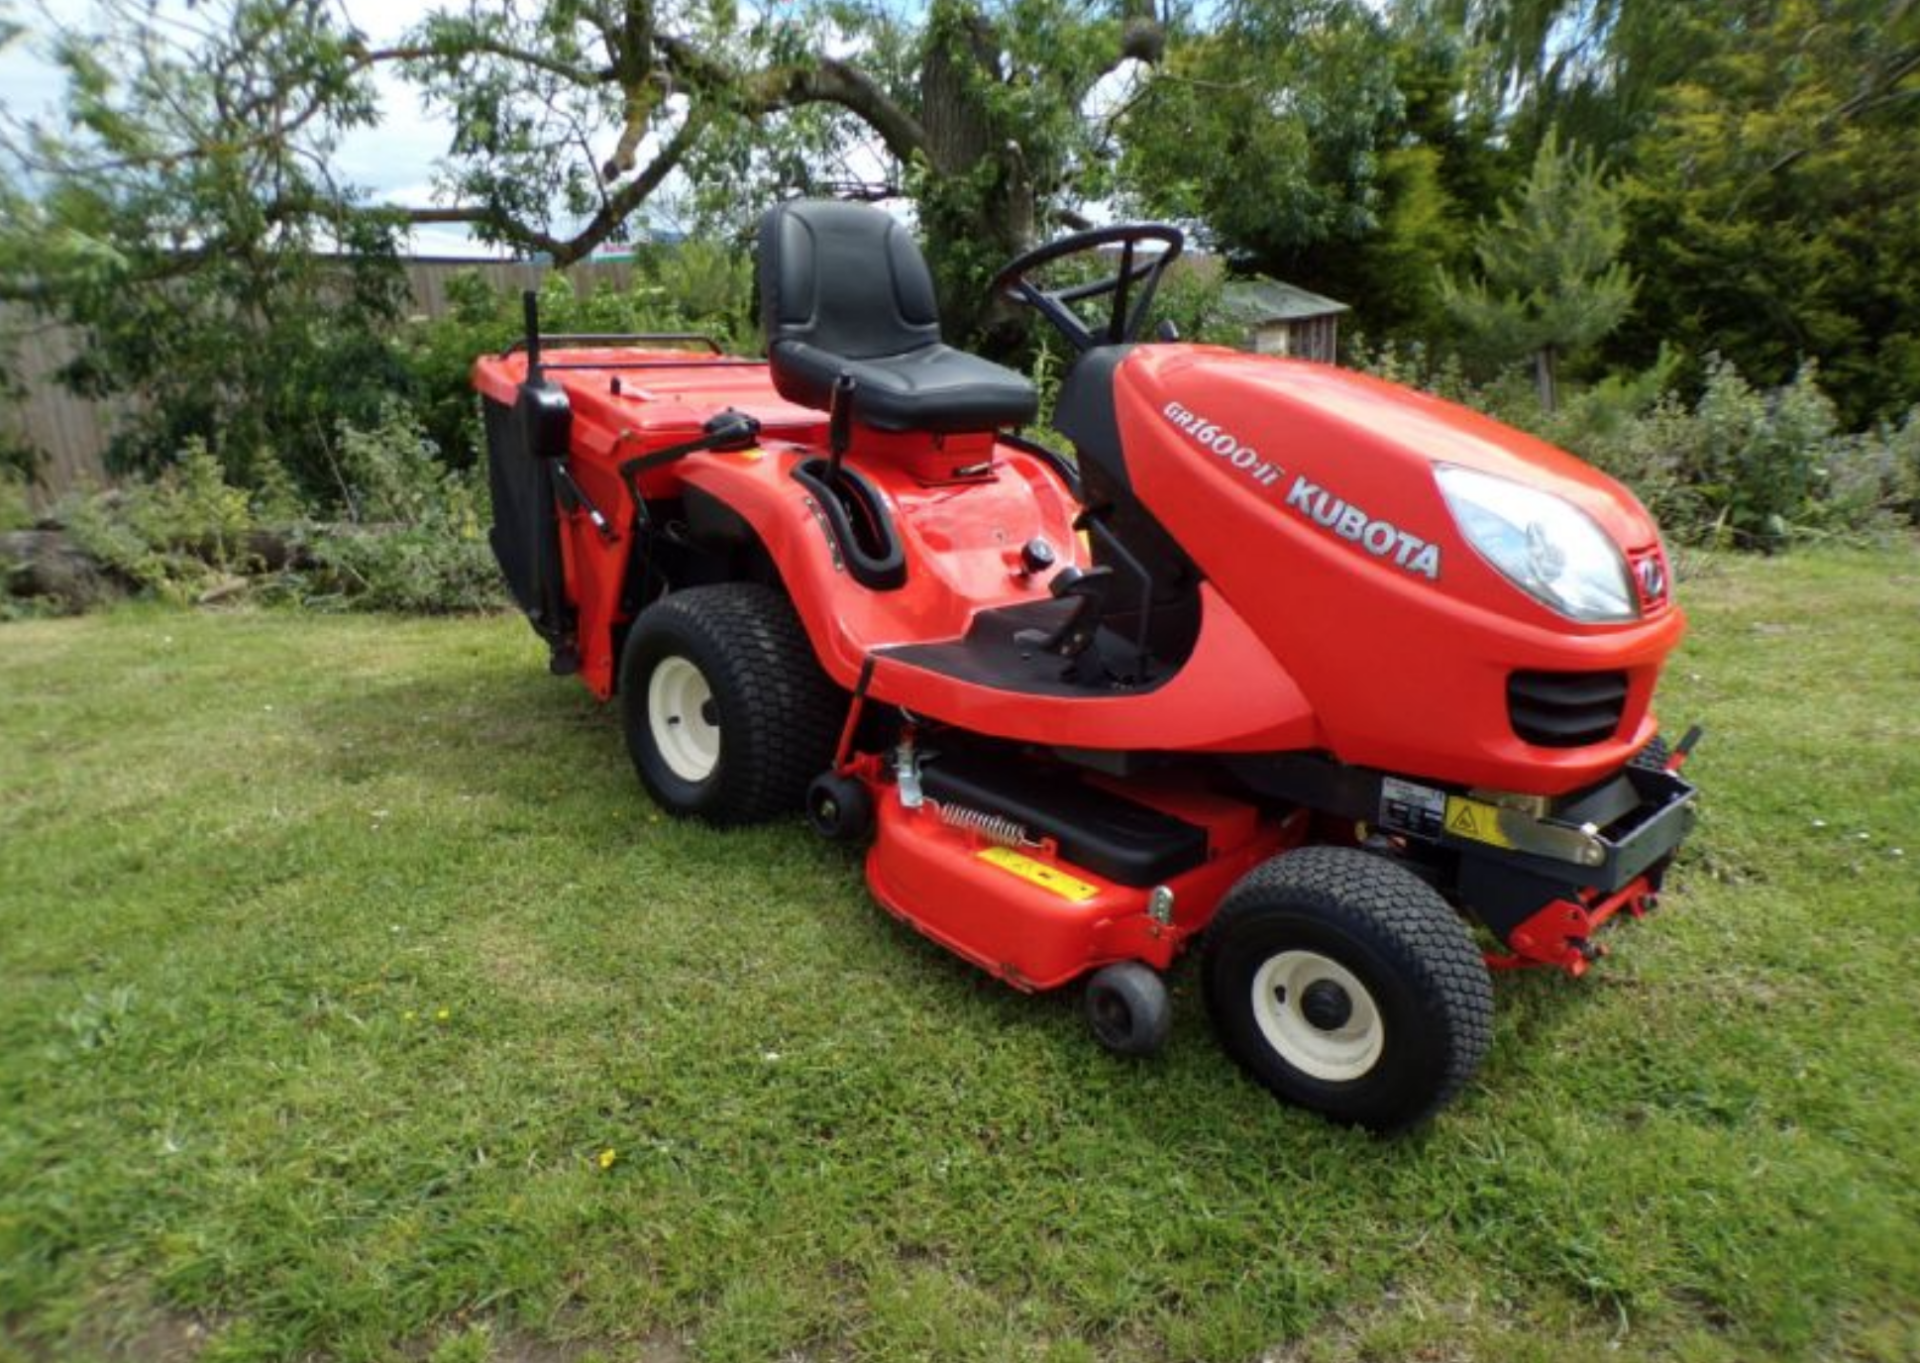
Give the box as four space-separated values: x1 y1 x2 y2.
758 200 943 361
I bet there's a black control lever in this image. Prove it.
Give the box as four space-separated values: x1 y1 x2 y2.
827 372 856 483
618 408 763 525
550 463 614 543
1014 564 1116 658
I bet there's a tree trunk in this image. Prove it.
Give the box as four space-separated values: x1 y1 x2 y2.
916 1 1038 344
1534 345 1558 413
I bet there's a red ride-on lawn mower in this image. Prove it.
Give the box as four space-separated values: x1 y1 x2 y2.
473 201 1701 1131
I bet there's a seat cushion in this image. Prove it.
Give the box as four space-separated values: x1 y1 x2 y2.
758 200 1038 434
771 338 1039 433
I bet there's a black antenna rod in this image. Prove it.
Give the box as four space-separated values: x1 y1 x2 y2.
522 290 542 380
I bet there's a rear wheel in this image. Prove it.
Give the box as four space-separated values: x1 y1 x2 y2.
618 584 841 824
1202 847 1493 1132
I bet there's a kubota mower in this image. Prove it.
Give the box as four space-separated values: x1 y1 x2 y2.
474 201 1700 1130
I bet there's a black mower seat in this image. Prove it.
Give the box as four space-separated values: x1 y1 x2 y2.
758 200 1039 434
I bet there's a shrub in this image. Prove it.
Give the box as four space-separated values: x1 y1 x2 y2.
1346 341 1913 548
8 411 503 617
302 405 500 614
55 440 261 602
399 252 758 470
0 471 31 533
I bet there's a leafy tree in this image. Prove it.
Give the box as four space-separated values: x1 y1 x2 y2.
1437 128 1633 409
371 0 1171 334
1116 1 1401 264
0 0 410 496
1300 10 1514 344
1417 0 1725 154
7 1 1174 350
1611 0 1920 427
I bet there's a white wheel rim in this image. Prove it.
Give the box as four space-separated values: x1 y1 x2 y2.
1250 950 1384 1083
647 656 720 783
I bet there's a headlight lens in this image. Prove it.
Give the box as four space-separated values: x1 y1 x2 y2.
1436 465 1638 623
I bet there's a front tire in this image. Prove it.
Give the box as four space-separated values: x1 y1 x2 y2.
618 584 841 825
1202 847 1493 1132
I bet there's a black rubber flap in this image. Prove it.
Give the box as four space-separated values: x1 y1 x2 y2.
919 749 1207 888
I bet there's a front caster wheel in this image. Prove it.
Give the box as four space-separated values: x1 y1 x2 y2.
1202 847 1493 1132
618 584 841 825
806 771 872 842
1084 961 1171 1059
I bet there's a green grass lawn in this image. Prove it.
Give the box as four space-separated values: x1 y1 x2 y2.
2 546 1917 1363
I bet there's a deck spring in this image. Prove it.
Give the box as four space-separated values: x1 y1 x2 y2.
937 802 1032 847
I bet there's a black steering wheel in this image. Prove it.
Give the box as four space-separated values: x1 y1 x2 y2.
990 223 1186 353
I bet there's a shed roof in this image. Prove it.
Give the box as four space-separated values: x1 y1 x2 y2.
1219 278 1349 324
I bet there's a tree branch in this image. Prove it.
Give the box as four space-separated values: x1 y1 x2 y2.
401 111 707 264
546 110 706 263
755 58 929 163
358 41 614 86
657 33 929 163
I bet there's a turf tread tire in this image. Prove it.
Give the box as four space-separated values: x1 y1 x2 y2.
619 583 843 825
1202 846 1494 1133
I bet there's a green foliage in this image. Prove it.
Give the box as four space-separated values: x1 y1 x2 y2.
1438 128 1634 408
1542 358 1920 552
23 412 499 615
1118 0 1402 260
57 440 262 602
1435 0 1727 153
1149 258 1240 348
1350 341 1915 550
0 0 409 498
1611 0 1920 427
304 406 499 615
1341 144 1466 342
399 256 757 470
0 469 30 532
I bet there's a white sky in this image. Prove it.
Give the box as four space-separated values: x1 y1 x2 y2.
1 0 502 254
1 1 1141 254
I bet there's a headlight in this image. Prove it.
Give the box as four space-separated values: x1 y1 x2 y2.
1436 465 1638 623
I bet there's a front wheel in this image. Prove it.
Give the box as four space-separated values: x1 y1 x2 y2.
618 584 842 825
1202 847 1493 1132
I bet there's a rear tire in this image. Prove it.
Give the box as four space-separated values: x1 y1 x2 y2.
1202 847 1493 1132
618 584 842 825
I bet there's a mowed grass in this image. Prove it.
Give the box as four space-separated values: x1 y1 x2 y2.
1 546 1917 1363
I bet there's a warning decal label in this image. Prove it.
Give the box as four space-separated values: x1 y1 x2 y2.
1443 796 1515 849
976 846 1101 902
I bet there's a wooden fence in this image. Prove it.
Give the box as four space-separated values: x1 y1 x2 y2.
1 257 637 501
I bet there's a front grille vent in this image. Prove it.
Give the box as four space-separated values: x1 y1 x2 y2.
1508 670 1629 747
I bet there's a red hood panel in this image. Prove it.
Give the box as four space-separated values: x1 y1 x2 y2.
1109 346 1682 792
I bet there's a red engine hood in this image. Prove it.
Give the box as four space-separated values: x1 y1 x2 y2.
1119 347 1660 550
1103 345 1683 794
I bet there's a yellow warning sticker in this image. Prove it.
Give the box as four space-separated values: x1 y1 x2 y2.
1444 796 1515 849
976 846 1101 902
